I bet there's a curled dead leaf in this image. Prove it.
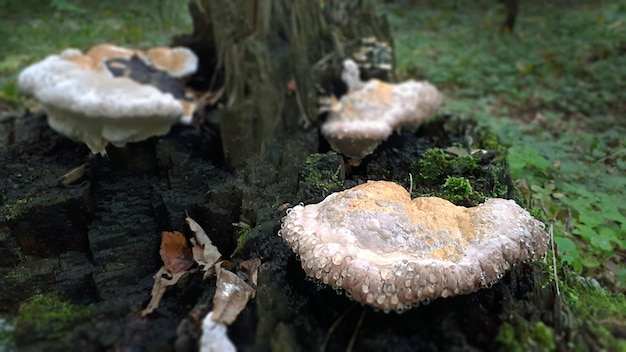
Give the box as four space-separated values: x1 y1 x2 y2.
240 258 262 287
211 266 255 325
160 231 194 274
141 266 186 317
186 214 222 279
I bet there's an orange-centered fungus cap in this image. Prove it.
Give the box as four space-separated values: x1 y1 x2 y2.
279 181 549 312
321 60 442 161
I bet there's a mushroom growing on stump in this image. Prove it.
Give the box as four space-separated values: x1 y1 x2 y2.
320 60 442 164
279 181 550 312
18 45 199 155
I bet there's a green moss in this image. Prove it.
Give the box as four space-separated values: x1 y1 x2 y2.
415 148 481 183
563 275 626 349
410 142 516 206
440 176 481 205
495 321 556 352
15 293 90 338
474 126 508 157
416 148 449 181
298 153 344 202
3 198 31 222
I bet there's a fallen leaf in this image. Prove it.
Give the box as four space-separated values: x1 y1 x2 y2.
211 266 255 325
186 214 222 279
240 258 262 287
141 267 186 317
160 231 194 274
200 311 236 352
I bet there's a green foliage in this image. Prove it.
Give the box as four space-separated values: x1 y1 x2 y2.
50 0 86 14
388 0 626 290
506 135 626 283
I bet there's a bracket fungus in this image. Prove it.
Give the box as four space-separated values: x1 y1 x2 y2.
18 44 199 155
320 60 442 163
279 181 550 312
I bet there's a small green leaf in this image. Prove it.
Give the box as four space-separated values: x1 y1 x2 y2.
590 235 613 252
580 255 601 269
573 224 597 242
555 237 577 253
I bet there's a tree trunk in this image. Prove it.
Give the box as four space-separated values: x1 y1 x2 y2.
499 0 519 33
174 0 394 169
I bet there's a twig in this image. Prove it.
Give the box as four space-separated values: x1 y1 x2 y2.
292 74 312 128
346 309 366 352
549 223 560 296
320 303 358 352
408 173 413 196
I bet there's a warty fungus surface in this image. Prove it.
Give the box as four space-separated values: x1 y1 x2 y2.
279 181 550 312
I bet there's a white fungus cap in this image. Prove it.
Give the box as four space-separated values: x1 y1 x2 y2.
18 54 185 154
146 47 199 78
279 181 550 312
321 60 443 161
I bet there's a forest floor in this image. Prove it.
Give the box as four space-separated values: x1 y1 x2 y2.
0 0 625 350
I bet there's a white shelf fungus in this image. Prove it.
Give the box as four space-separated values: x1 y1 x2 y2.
279 181 550 312
18 44 199 155
321 60 443 162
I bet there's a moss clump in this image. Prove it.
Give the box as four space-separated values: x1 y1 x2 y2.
414 148 481 185
3 198 31 222
298 153 344 203
559 275 626 350
15 293 90 339
495 321 556 352
411 146 514 206
416 148 451 181
440 176 481 205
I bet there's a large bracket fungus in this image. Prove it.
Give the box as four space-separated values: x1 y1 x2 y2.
279 181 550 312
18 44 198 155
320 60 442 163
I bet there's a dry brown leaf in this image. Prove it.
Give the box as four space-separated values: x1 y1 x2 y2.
141 266 186 317
186 214 221 278
240 258 262 287
211 266 255 325
160 231 194 274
